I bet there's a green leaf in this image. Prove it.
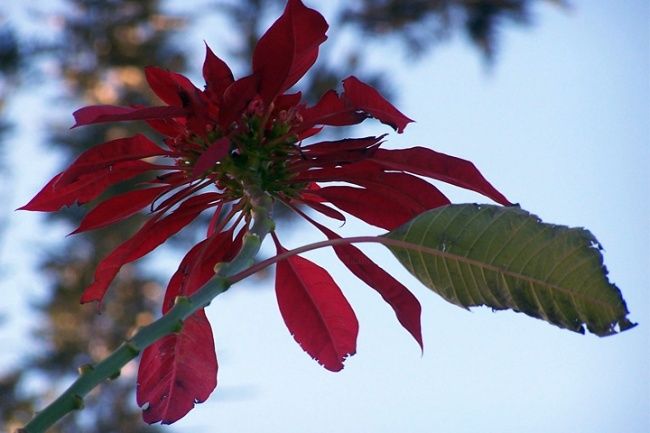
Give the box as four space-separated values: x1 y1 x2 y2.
382 204 635 336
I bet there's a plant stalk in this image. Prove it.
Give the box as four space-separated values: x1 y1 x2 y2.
20 187 274 433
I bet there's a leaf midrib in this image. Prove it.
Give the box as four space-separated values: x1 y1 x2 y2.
383 234 617 313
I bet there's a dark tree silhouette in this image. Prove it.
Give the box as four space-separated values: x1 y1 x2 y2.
341 0 565 58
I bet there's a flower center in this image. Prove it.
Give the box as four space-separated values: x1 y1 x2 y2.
174 100 305 201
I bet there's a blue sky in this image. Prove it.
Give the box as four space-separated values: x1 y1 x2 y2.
1 1 648 432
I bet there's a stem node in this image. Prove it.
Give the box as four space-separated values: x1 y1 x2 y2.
172 319 184 333
71 395 84 411
124 342 140 356
77 364 94 375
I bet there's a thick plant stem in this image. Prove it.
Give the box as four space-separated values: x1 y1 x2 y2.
20 187 274 433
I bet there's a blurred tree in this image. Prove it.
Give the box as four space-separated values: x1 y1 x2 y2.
1 1 185 432
0 20 23 335
341 0 566 59
0 22 21 161
0 0 560 432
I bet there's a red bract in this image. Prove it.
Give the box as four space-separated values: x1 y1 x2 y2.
21 0 510 424
137 309 217 425
273 233 359 372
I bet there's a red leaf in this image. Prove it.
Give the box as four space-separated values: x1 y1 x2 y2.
153 171 190 187
295 183 347 221
292 136 384 171
57 134 169 187
298 89 365 131
146 117 185 137
296 159 381 182
301 135 385 156
202 43 234 100
306 216 423 349
314 185 424 230
253 0 328 103
152 182 203 214
192 137 230 178
298 126 323 141
294 145 382 170
274 238 358 371
299 161 450 213
137 309 217 425
145 66 200 107
19 160 157 212
342 76 414 133
72 105 186 127
298 198 346 222
80 193 220 304
370 147 512 205
71 186 169 234
219 74 259 128
274 92 302 111
162 227 242 313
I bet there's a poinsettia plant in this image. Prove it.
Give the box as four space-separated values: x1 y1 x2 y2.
18 0 634 432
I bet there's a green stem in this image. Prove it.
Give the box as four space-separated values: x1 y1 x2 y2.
20 187 274 433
